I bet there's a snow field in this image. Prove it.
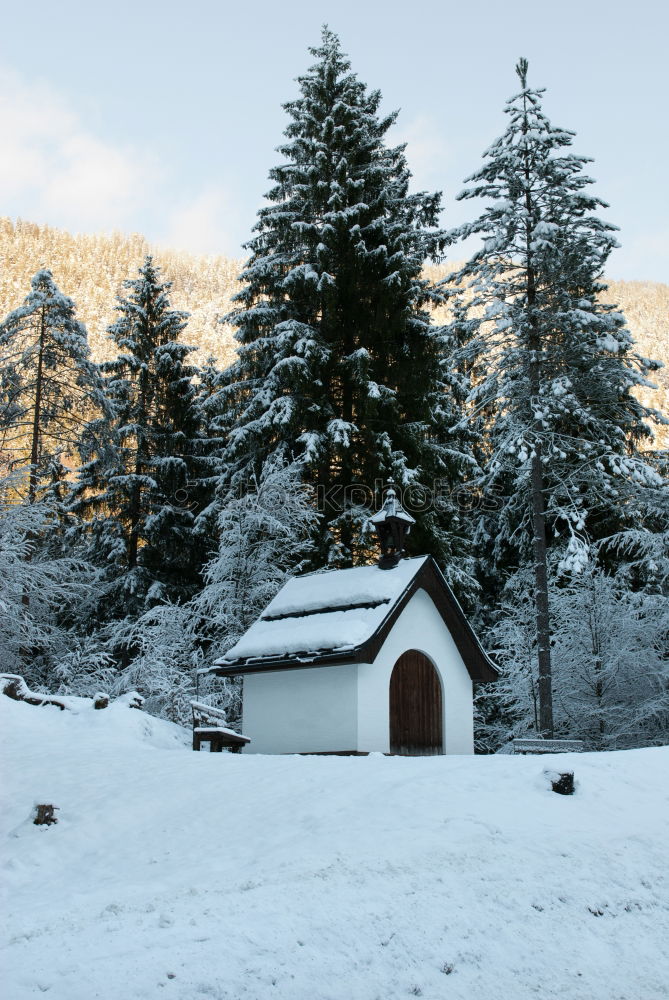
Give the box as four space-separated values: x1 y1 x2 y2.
1 696 668 1000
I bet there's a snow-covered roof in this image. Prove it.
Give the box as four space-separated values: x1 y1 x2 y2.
262 555 425 618
212 556 497 682
217 557 427 665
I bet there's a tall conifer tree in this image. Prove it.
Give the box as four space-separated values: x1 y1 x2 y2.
0 270 107 501
70 258 207 636
222 28 475 586
446 60 665 735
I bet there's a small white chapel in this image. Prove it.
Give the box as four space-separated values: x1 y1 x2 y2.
211 488 497 755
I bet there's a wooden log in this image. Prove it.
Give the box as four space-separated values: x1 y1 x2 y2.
1 674 67 710
0 675 29 700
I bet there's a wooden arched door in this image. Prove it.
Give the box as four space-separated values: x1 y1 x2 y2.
389 650 443 755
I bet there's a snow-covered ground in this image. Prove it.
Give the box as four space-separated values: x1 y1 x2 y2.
1 696 668 1000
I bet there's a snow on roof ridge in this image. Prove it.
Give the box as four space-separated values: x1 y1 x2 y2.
260 555 429 619
295 553 427 579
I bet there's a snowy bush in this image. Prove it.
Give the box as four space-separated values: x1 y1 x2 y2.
194 455 320 660
487 564 669 750
0 478 98 689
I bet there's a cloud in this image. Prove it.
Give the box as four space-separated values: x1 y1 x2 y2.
160 186 243 258
0 68 155 232
0 67 240 256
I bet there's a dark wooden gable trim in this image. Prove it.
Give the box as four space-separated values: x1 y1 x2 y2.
212 556 498 683
355 558 497 682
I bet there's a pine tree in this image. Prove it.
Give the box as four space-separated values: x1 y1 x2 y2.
221 28 475 584
0 270 107 501
69 258 208 636
597 449 669 595
446 59 665 736
190 355 230 533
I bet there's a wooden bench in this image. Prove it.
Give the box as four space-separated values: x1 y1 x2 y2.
512 738 584 755
191 700 250 753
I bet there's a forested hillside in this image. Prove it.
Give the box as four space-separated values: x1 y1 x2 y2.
0 218 242 367
2 218 667 443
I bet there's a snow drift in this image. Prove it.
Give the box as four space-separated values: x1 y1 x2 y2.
1 695 668 999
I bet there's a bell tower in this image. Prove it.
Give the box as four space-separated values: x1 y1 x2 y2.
369 481 415 569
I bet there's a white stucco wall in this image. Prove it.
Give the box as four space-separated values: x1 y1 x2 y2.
242 662 358 754
356 588 474 755
241 587 475 755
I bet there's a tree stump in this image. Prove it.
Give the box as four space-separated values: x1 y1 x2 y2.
549 771 575 795
93 692 109 709
34 804 58 825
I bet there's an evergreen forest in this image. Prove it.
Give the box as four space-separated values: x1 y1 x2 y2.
1 29 667 751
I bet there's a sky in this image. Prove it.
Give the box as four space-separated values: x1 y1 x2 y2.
1 0 667 281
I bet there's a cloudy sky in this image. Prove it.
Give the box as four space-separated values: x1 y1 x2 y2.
1 0 667 280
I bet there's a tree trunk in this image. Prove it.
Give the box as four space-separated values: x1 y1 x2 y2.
34 804 58 825
522 86 554 738
128 365 150 571
28 305 47 504
21 305 47 649
530 444 554 736
526 273 555 736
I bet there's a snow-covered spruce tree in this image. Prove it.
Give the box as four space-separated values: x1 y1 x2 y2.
190 355 230 534
221 28 475 586
69 258 208 640
597 449 669 596
445 59 665 736
0 270 107 502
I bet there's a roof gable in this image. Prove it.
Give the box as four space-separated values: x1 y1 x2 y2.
212 556 497 683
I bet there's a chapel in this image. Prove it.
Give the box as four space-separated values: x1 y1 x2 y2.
211 488 497 754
